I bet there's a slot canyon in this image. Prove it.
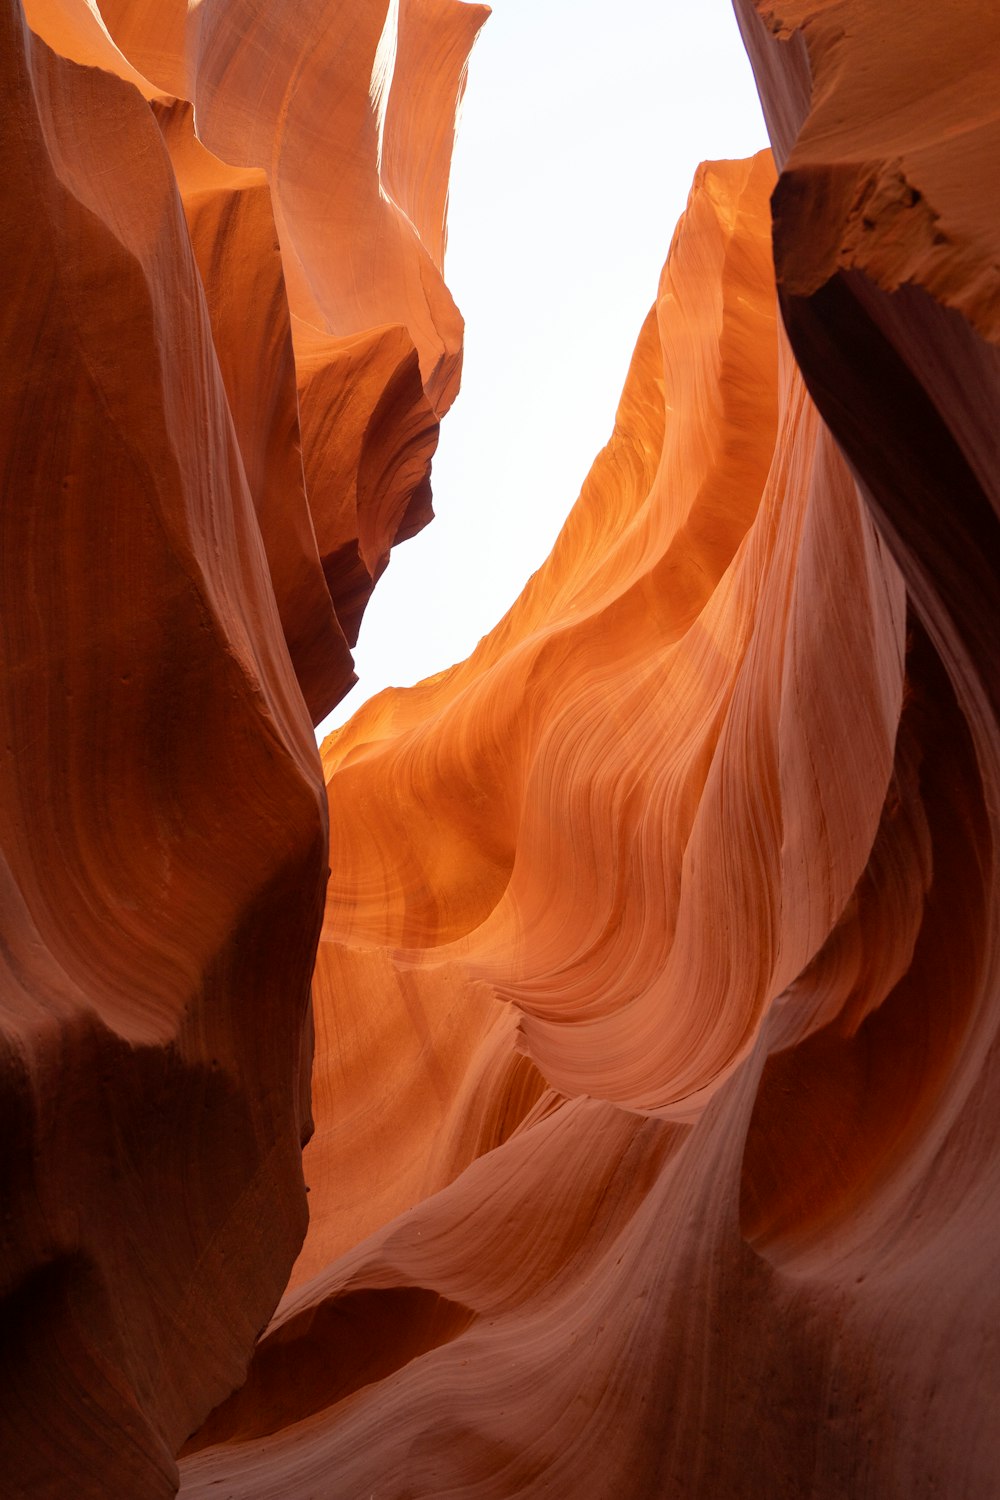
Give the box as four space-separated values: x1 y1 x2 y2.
2 1 999 1496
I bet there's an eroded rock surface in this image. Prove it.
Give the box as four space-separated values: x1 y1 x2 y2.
180 4 1000 1469
0 1 482 1493
181 135 996 1497
4 2 999 1497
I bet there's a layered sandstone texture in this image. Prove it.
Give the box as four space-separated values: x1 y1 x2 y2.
180 2 998 1490
180 82 999 1494
0 0 483 1494
3 1 999 1498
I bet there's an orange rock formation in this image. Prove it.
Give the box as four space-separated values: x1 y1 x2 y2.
0 1 483 1493
3 2 999 1497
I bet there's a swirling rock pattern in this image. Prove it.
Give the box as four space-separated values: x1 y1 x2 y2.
181 118 996 1491
4 1 999 1496
0 0 481 1494
179 0 1000 1465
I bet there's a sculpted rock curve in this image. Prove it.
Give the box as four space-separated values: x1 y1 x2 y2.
180 151 979 1499
0 0 480 1491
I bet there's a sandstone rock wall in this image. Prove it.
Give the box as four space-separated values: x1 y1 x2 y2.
0 1 483 1492
3 2 998 1496
179 5 1000 1487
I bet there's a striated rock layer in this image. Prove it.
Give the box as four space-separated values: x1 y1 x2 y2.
180 111 998 1488
4 1 999 1496
0 0 483 1494
180 1 1000 1481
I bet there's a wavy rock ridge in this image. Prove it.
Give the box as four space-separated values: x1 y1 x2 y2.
0 0 484 1493
4 1 1000 1497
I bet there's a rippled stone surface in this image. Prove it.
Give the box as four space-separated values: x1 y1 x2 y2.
0 1 482 1492
5 2 999 1496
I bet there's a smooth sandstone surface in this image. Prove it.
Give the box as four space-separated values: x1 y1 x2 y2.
0 17 324 1495
181 4 1000 1486
179 143 981 1498
1 0 481 1493
3 1 999 1496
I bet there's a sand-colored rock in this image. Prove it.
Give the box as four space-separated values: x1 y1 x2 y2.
24 0 487 668
734 0 1000 757
180 15 1000 1464
1 0 479 1492
155 99 355 723
5 1 999 1495
93 0 488 413
0 16 324 1494
292 318 440 649
181 151 993 1499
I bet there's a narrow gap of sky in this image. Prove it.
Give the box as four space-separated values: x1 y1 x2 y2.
317 0 767 736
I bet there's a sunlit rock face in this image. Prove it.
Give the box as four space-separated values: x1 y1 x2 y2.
4 2 998 1498
178 135 989 1495
179 0 1000 1471
0 1 483 1494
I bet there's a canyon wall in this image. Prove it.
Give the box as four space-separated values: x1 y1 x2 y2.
0 1 484 1493
3 1 999 1497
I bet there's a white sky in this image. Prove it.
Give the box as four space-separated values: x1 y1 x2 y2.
317 0 768 735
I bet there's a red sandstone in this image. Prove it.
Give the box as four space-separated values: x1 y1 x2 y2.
2 3 998 1497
